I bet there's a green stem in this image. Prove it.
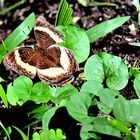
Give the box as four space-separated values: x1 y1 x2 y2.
0 0 26 15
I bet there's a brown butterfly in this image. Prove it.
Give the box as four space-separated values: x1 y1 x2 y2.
3 16 79 86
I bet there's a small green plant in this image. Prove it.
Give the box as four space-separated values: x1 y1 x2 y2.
132 0 140 25
1 0 139 139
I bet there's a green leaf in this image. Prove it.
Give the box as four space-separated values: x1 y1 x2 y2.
32 132 40 140
107 118 132 134
80 117 121 139
28 105 48 121
129 42 140 47
44 129 66 140
0 84 8 108
67 92 92 122
30 82 51 103
0 0 26 15
6 83 18 106
80 81 103 96
77 0 117 7
113 99 140 125
87 1 117 7
50 84 78 104
132 0 140 11
13 75 33 101
0 77 4 82
129 68 140 77
77 0 87 6
56 128 66 139
84 52 129 90
57 25 90 63
97 88 125 114
12 126 28 140
134 74 140 98
135 123 140 139
55 0 73 26
86 16 130 43
42 106 60 132
0 122 11 140
0 12 35 56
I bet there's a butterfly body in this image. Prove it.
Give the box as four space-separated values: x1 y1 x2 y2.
3 16 79 86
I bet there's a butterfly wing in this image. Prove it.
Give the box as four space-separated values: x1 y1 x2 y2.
34 16 63 49
3 47 38 79
37 45 79 86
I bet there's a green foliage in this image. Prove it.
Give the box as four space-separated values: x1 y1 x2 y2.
57 25 90 63
132 0 140 25
55 0 73 26
80 80 103 95
7 75 51 105
67 92 92 123
80 117 121 140
0 84 8 108
0 122 11 140
134 74 140 98
12 126 28 140
0 12 35 57
50 84 78 104
0 0 26 15
77 0 117 7
129 42 140 47
84 52 129 90
42 106 60 132
86 16 130 43
32 129 66 140
30 82 51 103
113 99 140 125
130 69 140 98
96 88 125 114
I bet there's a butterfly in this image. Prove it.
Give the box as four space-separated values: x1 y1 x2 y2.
3 16 79 86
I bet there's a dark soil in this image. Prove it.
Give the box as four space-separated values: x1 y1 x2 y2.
0 0 140 139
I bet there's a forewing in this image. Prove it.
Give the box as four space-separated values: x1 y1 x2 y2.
34 16 63 49
3 47 38 79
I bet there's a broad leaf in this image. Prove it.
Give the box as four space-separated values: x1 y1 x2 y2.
80 117 121 139
67 92 92 122
50 84 78 104
113 99 140 125
13 75 33 101
7 83 18 106
97 88 125 114
57 25 90 63
84 52 129 90
80 80 103 96
30 82 51 103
